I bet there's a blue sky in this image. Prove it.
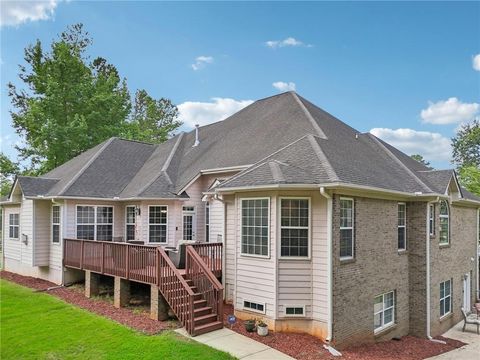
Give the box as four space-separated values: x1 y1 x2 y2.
1 1 479 169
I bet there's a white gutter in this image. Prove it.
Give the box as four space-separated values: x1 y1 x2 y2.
320 187 333 342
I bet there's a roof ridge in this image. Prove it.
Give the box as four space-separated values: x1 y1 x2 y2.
20 175 59 180
290 92 328 139
269 161 285 182
307 134 339 182
114 137 168 146
162 133 185 173
367 133 432 193
417 169 454 173
58 137 115 196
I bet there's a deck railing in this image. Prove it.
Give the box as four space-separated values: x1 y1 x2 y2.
190 243 223 278
186 245 223 324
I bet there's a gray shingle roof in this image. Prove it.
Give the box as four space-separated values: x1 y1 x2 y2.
12 91 480 203
16 176 59 197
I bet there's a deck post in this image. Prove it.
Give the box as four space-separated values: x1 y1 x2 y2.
150 284 169 321
114 276 130 308
85 270 100 298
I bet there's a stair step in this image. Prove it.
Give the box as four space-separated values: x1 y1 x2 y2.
194 306 212 317
194 313 218 326
194 321 223 336
194 299 207 308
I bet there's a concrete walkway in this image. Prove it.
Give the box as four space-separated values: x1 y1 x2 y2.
426 320 479 360
175 328 295 359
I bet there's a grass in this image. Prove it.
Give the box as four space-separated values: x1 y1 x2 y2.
0 279 235 360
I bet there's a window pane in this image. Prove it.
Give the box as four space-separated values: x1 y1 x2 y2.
398 227 406 249
183 214 193 240
280 199 309 257
374 296 383 313
96 225 113 241
340 229 353 257
340 199 353 228
149 224 166 243
241 199 268 256
374 313 382 330
398 204 406 226
384 292 394 308
149 206 167 224
439 218 449 244
384 308 393 324
126 224 135 241
97 206 113 224
126 207 136 224
77 206 94 224
52 225 60 243
52 206 60 224
77 225 94 240
439 200 448 215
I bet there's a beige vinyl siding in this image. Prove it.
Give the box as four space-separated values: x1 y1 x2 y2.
33 200 50 266
277 261 312 317
224 195 236 302
209 198 224 243
20 199 34 265
235 194 277 318
3 205 22 261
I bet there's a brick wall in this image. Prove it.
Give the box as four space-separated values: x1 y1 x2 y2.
332 195 410 347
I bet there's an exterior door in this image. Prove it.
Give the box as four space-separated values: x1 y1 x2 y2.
463 273 471 311
182 206 196 241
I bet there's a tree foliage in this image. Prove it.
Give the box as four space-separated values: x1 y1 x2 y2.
410 154 432 168
0 154 19 197
452 120 480 196
7 23 181 176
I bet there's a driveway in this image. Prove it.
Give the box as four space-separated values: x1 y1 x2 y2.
426 320 479 360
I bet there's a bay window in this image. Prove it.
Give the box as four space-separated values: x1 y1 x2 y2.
280 198 310 258
241 198 269 257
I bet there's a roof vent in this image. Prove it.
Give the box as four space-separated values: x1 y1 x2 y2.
193 124 200 147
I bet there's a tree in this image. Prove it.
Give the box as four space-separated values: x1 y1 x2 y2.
0 154 19 197
452 120 480 196
8 23 181 175
410 154 432 168
126 89 181 143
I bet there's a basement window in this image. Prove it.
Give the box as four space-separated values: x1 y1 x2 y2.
285 306 305 317
243 300 266 314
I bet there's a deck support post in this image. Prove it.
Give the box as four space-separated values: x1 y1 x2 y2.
114 277 130 308
85 270 100 298
150 284 169 321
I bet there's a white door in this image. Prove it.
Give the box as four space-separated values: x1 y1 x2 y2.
463 273 471 311
182 206 196 241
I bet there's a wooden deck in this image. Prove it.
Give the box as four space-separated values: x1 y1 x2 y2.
63 239 224 336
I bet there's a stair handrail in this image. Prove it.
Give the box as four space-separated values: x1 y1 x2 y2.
156 247 195 334
186 245 224 324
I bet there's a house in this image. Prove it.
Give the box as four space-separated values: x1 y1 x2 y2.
2 91 479 346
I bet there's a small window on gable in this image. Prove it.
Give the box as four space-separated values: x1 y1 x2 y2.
243 300 265 314
285 306 305 317
439 200 449 245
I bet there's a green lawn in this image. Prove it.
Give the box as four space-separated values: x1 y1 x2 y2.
0 279 235 360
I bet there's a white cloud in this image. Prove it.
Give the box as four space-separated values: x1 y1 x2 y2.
265 37 312 49
178 98 253 128
370 128 451 163
473 54 480 71
420 97 479 125
191 56 214 71
0 0 60 27
272 81 296 92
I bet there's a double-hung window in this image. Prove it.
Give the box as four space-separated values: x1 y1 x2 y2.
149 206 167 243
374 291 395 332
340 198 354 259
280 198 310 258
9 213 19 239
125 206 136 241
397 203 406 251
52 205 61 244
439 200 449 245
440 279 452 317
76 205 113 241
429 204 435 236
241 198 269 257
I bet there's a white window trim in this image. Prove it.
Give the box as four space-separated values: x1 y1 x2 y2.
242 299 266 314
278 197 311 260
148 205 168 244
75 205 115 241
440 279 452 318
9 213 20 240
284 304 306 317
51 205 61 245
240 197 270 259
205 202 210 243
125 205 137 242
374 291 395 333
398 202 407 251
439 200 450 246
340 197 355 260
182 205 196 241
429 204 435 236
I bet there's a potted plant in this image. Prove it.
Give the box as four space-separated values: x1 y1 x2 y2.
256 320 268 336
244 319 256 332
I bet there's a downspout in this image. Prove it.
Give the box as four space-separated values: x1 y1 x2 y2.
320 187 333 343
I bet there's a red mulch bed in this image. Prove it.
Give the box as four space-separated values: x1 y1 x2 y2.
0 271 178 335
222 304 465 360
